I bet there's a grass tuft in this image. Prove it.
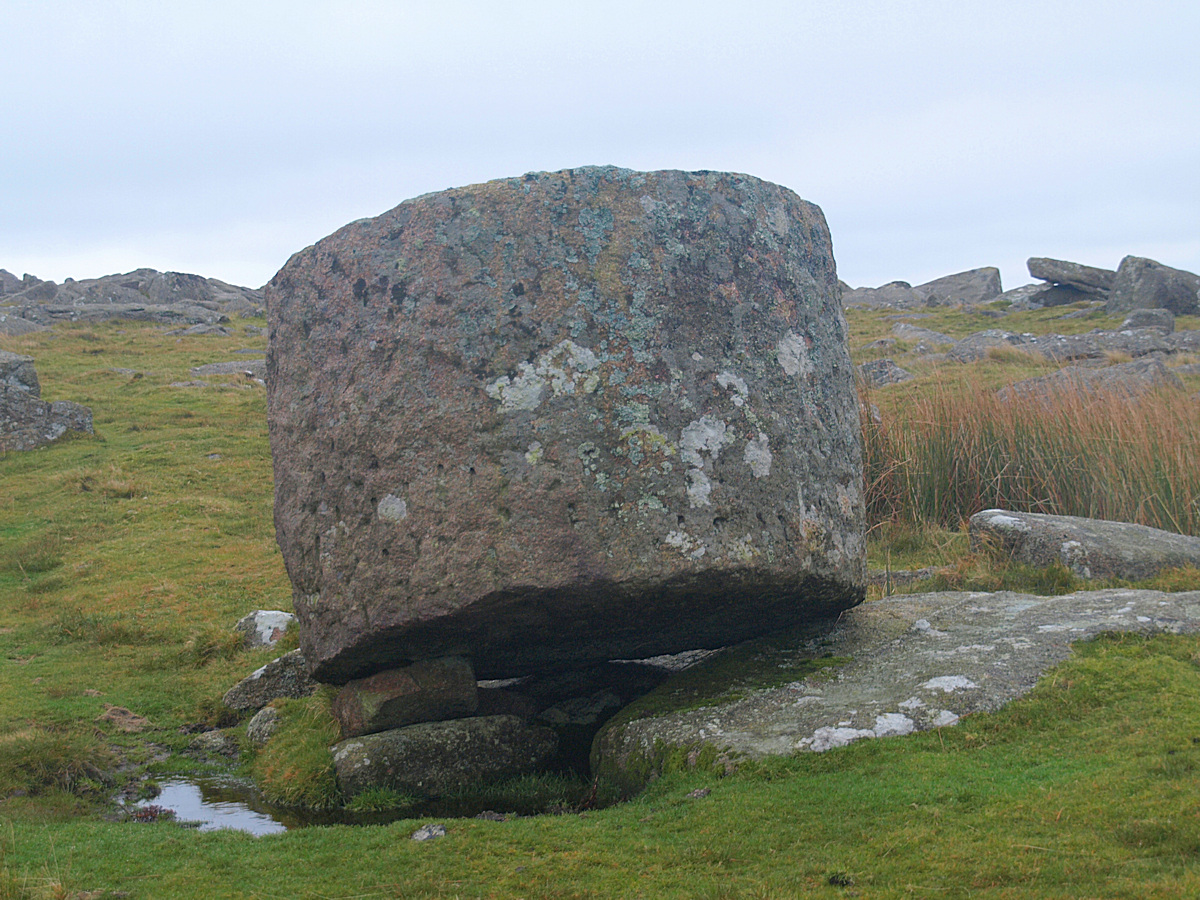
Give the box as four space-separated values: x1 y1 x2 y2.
0 728 115 798
250 691 342 809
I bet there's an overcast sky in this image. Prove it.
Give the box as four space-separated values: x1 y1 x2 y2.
3 0 1197 292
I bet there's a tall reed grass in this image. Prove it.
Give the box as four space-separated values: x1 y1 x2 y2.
863 382 1200 535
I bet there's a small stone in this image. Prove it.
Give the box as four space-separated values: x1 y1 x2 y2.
687 788 711 799
234 610 296 649
246 706 281 745
411 823 447 841
188 729 238 757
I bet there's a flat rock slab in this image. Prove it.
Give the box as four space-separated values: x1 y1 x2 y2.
996 357 1184 401
969 509 1200 581
595 588 1200 790
332 656 479 738
267 166 865 683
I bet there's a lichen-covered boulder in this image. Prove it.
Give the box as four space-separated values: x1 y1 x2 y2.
222 649 318 712
266 166 865 683
331 715 558 799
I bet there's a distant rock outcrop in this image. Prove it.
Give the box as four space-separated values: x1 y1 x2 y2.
0 351 93 451
1108 256 1200 316
841 267 1001 309
267 166 866 686
0 267 264 331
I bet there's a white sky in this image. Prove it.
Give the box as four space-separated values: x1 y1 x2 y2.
2 0 1197 291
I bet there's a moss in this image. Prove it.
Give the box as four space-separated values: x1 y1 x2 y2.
606 631 850 732
592 628 850 795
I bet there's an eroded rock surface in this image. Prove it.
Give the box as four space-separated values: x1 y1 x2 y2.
332 656 478 738
594 588 1200 791
267 166 865 683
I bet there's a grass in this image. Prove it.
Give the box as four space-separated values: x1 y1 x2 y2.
3 633 1200 897
2 312 1200 896
862 379 1200 536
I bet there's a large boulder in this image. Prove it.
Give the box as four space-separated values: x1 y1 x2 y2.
266 166 866 683
331 714 558 799
969 509 1200 581
1027 257 1115 295
1107 256 1200 316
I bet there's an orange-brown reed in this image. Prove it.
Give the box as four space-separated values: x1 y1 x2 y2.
862 382 1200 536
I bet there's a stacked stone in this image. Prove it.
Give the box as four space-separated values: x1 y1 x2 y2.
1025 255 1199 315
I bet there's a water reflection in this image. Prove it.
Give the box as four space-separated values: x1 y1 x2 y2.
140 778 287 835
136 777 505 834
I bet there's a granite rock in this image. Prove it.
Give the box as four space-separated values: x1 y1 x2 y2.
1108 256 1200 316
267 166 865 683
1027 257 1115 295
969 509 1200 581
332 656 479 738
331 714 558 799
223 649 319 712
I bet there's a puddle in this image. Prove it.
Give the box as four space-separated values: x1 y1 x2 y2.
137 778 289 835
134 777 551 834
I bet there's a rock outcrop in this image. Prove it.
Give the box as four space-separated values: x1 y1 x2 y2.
0 351 93 451
841 267 1001 309
0 267 265 330
266 166 865 684
1107 255 1200 316
593 587 1200 793
968 509 1200 581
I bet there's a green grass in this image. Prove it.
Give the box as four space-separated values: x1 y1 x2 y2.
4 315 1200 897
3 634 1200 897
